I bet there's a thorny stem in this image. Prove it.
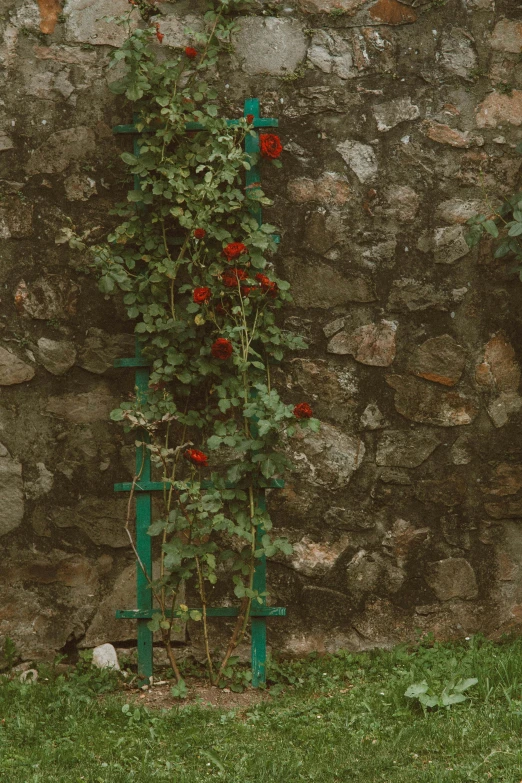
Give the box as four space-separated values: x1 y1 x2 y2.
195 556 215 684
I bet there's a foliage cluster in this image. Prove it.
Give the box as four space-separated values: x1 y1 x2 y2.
73 1 319 687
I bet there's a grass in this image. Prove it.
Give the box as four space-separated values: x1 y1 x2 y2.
2 635 522 781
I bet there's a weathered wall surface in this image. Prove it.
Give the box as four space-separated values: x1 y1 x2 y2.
2 0 522 662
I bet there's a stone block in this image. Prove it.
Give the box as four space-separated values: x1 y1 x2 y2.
376 430 441 468
282 257 376 308
26 127 96 176
381 186 420 222
287 421 365 489
408 334 467 387
52 497 130 548
0 134 14 152
440 28 477 79
490 19 522 53
64 0 139 46
360 403 388 430
415 475 467 507
369 0 417 24
374 97 420 132
388 279 463 313
15 277 79 320
307 30 356 79
78 329 135 375
37 338 77 376
46 384 116 424
433 226 470 264
36 0 62 34
424 121 483 148
299 0 365 12
291 536 348 577
0 347 34 386
327 321 397 366
337 139 378 183
233 17 307 75
425 558 478 601
92 643 120 670
435 198 491 225
24 463 54 500
287 173 351 205
386 375 479 426
476 91 522 128
487 392 522 428
155 14 203 49
476 332 521 394
0 451 24 537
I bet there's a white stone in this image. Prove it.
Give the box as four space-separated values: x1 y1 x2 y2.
24 463 54 500
360 403 388 430
373 97 420 132
336 140 378 183
92 643 121 671
64 0 139 47
233 17 307 76
0 134 14 152
440 28 477 79
433 226 470 264
19 669 38 683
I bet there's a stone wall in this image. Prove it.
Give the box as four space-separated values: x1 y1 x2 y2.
2 0 522 663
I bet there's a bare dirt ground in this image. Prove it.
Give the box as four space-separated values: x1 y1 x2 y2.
125 677 269 710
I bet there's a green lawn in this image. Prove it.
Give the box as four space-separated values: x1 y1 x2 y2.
2 636 522 782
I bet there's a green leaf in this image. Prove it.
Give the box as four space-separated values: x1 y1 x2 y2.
441 692 467 707
405 681 429 698
261 458 276 479
207 435 222 450
508 222 522 236
454 678 478 693
121 152 138 166
483 220 499 238
99 276 115 294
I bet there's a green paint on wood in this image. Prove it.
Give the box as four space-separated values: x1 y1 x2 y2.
116 606 286 619
114 478 285 492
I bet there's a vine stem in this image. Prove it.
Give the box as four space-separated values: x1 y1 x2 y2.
195 556 215 684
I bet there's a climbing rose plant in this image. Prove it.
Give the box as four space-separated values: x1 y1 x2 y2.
82 1 319 687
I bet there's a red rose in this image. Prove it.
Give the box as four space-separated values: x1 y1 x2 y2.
194 228 206 239
193 287 211 304
185 46 198 59
260 134 283 160
246 114 254 124
294 402 313 420
155 24 164 43
222 268 247 288
223 242 247 261
184 448 209 467
211 338 233 360
255 272 278 298
240 286 255 297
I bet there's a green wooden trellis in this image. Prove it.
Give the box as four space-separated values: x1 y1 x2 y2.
113 98 286 687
